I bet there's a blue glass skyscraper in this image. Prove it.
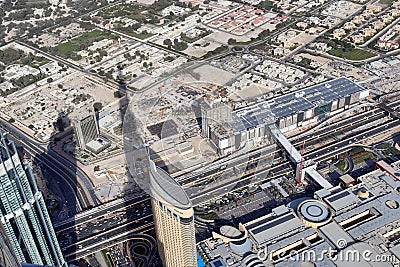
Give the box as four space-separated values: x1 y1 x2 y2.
0 131 66 266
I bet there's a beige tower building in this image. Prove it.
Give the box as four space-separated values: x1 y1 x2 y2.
149 162 197 267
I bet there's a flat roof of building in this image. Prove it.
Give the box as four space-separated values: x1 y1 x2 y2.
334 242 392 267
335 192 400 239
268 227 316 253
390 243 400 260
86 138 110 151
376 160 400 181
378 172 400 190
275 241 336 267
323 188 359 212
247 212 303 246
209 258 228 267
320 222 354 249
232 78 367 131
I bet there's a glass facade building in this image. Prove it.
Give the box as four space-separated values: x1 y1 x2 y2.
0 131 66 266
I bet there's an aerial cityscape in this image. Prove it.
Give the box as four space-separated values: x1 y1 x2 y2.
0 0 400 266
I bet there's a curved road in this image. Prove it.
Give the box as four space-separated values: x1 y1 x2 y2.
0 118 99 211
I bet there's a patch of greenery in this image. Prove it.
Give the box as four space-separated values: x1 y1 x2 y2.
329 48 376 61
54 29 116 58
349 146 365 155
164 55 175 62
259 0 274 8
383 147 400 157
376 142 391 150
5 73 44 94
109 146 120 152
335 160 346 172
97 0 190 25
118 29 154 40
101 250 113 267
379 0 395 4
0 48 24 64
72 93 90 104
163 38 188 51
180 28 213 43
352 151 376 165
0 48 49 67
199 212 219 220
201 45 229 59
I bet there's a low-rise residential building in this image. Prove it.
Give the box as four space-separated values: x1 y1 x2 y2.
372 20 386 30
333 28 346 39
362 27 377 37
343 21 356 30
366 4 382 12
351 34 364 44
3 65 40 81
352 15 365 24
161 5 189 16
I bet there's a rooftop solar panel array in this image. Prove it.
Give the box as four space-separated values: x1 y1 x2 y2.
232 78 366 131
251 214 296 235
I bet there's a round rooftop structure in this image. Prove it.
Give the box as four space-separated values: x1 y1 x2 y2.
357 188 370 199
229 238 252 256
220 226 243 239
297 200 331 228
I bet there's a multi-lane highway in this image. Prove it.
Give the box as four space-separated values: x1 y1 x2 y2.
54 194 149 232
63 211 153 261
53 193 152 261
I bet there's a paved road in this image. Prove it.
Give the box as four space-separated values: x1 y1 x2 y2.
0 118 98 211
55 194 149 232
64 221 154 261
65 107 400 260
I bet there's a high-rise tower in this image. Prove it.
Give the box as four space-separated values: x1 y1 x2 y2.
149 162 197 267
72 111 99 150
200 98 232 139
0 131 66 266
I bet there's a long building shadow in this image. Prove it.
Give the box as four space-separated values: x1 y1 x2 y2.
98 76 163 267
119 80 164 267
32 112 82 265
